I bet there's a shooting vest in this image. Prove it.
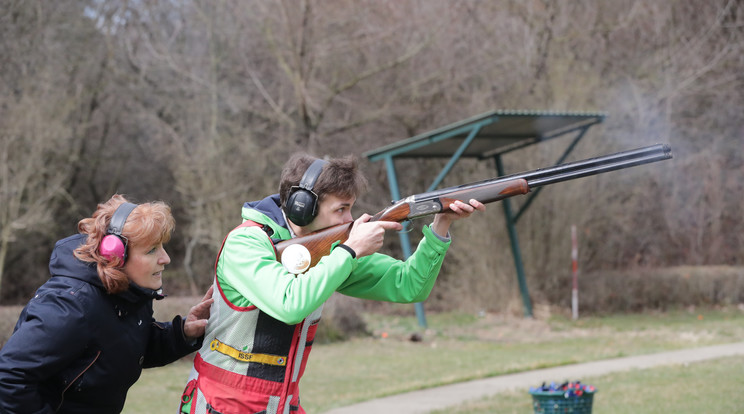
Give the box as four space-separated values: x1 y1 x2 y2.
181 221 322 414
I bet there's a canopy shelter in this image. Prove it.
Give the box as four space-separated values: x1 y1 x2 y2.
363 109 606 326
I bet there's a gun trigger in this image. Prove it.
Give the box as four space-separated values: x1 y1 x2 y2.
399 220 414 234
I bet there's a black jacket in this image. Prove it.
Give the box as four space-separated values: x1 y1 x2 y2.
0 234 200 414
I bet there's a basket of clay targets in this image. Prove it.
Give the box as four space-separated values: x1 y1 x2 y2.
529 381 596 414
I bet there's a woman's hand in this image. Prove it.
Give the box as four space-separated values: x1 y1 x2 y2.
183 286 214 340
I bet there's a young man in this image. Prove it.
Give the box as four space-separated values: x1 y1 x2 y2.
179 153 484 414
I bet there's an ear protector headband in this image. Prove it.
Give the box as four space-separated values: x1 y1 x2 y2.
100 202 137 264
286 159 328 226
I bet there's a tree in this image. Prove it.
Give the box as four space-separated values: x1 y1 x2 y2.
1 0 742 311
0 0 100 300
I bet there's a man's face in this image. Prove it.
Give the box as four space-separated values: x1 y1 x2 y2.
302 194 355 234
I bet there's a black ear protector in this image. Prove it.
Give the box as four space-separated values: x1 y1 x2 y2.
286 159 328 226
99 202 137 264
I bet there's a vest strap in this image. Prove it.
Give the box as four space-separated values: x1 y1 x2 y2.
210 339 287 366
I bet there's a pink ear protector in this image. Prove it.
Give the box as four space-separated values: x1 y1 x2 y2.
99 202 137 264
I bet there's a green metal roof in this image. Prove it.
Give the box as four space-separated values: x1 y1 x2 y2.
364 109 606 161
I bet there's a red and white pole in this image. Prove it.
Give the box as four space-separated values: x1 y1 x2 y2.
571 225 579 320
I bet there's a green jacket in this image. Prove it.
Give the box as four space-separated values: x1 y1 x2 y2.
218 194 452 324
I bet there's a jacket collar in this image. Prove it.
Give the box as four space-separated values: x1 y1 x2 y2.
118 283 166 303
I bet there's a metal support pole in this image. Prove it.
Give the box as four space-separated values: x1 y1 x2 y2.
381 123 483 328
571 225 579 320
495 155 533 318
383 156 428 328
426 123 483 191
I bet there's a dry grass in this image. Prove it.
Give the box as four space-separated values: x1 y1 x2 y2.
569 266 744 313
4 281 744 413
0 304 23 347
4 300 743 413
124 305 744 413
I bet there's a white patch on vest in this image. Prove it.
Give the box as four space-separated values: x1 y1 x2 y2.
267 395 280 414
201 280 260 373
292 305 323 382
283 395 292 414
195 388 207 413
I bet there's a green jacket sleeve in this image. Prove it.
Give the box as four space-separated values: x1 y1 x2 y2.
336 225 451 303
217 225 356 325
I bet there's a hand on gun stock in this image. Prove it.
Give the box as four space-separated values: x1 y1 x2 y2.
344 199 485 258
431 199 486 237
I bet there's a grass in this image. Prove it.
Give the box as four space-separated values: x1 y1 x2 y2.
121 305 744 413
430 355 744 414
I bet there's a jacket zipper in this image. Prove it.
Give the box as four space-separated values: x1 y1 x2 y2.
55 350 101 412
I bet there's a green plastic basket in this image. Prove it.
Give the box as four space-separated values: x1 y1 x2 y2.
530 389 595 414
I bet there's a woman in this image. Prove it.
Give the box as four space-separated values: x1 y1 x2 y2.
0 195 213 414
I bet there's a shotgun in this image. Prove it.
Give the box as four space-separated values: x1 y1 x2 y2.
276 143 673 273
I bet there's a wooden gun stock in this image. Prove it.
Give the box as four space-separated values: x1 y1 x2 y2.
276 178 530 268
275 222 354 269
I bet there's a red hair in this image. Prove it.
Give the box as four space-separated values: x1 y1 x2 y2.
74 195 175 294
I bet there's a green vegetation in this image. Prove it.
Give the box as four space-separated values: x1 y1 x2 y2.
432 356 744 414
123 306 744 413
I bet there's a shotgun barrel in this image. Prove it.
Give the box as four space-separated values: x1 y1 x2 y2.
411 143 672 202
515 143 672 188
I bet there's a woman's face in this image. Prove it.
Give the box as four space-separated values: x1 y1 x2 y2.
123 242 170 290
